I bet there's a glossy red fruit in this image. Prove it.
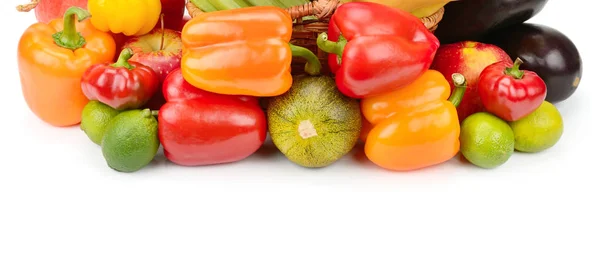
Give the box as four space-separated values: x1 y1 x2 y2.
159 70 266 166
430 41 513 121
478 58 547 122
162 68 258 106
122 27 183 109
81 48 160 110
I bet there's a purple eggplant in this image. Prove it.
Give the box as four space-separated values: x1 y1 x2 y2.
435 0 549 44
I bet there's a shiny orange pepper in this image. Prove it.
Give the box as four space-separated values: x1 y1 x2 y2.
359 115 373 143
180 6 322 97
17 7 116 127
361 70 467 171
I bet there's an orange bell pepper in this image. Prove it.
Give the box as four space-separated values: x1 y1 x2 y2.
180 6 322 97
361 70 467 171
359 115 373 144
17 7 116 127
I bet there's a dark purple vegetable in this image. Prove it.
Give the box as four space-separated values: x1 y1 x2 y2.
482 23 583 103
435 0 549 44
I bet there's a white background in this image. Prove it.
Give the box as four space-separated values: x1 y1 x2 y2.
1 1 598 276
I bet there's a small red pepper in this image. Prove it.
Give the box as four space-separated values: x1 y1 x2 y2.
316 2 440 99
478 57 547 121
158 68 267 167
81 48 160 110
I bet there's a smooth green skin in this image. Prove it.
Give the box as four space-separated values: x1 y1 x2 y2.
267 75 362 168
460 112 515 169
80 101 121 145
101 109 160 173
509 101 564 153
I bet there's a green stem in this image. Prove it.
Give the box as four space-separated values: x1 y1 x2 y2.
504 57 525 79
52 7 90 50
111 48 135 70
449 73 467 107
316 32 346 56
289 43 321 76
151 110 159 117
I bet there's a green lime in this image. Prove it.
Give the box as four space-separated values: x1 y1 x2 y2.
509 101 564 153
101 109 160 173
460 112 515 169
81 101 121 145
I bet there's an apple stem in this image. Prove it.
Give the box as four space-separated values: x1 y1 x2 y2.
159 14 165 51
151 110 159 117
16 0 39 12
449 73 467 108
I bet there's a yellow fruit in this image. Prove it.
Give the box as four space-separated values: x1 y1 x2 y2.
410 2 448 18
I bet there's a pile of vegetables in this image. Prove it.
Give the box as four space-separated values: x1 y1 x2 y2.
15 0 582 173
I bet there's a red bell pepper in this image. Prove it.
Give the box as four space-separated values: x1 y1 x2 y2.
162 68 258 106
478 58 547 121
158 69 267 166
81 48 160 110
325 19 343 74
316 2 440 99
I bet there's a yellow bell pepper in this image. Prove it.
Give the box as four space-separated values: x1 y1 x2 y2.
88 0 162 36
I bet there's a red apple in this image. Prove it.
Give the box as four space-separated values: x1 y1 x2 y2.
17 0 88 24
122 27 183 110
154 0 186 31
431 41 513 122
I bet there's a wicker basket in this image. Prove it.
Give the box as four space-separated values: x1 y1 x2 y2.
186 0 445 75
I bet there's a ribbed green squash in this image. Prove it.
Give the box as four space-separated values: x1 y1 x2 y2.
267 75 362 168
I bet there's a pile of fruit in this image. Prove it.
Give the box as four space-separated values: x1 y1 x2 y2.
15 0 582 173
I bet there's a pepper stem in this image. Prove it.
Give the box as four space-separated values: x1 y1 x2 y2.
317 33 346 66
52 7 90 50
505 57 525 79
289 43 321 76
316 33 346 57
112 48 136 70
449 73 467 107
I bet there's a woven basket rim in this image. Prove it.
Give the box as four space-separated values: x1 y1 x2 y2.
185 0 445 31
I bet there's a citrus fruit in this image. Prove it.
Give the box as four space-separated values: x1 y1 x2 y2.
509 101 564 153
460 112 515 169
80 100 121 145
101 109 160 173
